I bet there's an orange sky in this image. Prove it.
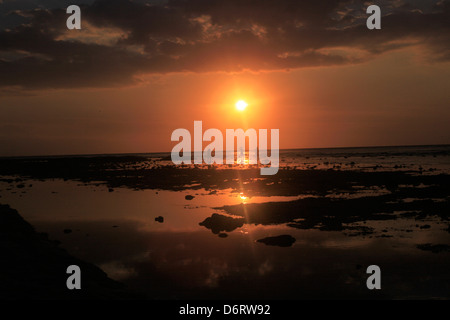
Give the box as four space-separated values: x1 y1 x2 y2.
1 46 449 156
0 1 449 156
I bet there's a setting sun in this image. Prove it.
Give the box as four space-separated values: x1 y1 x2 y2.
235 100 248 111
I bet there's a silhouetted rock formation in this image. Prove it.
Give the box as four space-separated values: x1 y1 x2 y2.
185 195 195 200
0 204 135 299
155 216 164 223
257 235 296 247
199 213 244 234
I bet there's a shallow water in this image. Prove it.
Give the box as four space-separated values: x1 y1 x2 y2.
0 173 448 299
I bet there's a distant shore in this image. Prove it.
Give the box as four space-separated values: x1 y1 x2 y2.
0 143 449 159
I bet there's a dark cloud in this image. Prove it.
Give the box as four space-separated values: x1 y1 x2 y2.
0 0 449 89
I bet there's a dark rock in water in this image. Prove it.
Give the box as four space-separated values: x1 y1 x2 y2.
199 213 245 234
155 216 164 223
185 195 195 200
377 234 393 238
0 206 35 235
257 235 296 247
112 225 119 228
218 233 228 238
63 228 72 234
0 204 136 299
419 224 431 229
416 243 450 253
108 188 114 192
16 184 25 188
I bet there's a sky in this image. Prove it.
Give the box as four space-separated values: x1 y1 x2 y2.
0 0 449 156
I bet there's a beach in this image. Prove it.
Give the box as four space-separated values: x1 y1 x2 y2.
0 145 449 299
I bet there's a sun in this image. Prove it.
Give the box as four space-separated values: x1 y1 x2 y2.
235 100 248 111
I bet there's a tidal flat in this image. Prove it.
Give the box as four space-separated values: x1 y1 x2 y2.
0 146 449 299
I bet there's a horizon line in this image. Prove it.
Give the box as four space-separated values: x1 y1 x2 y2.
1 143 449 159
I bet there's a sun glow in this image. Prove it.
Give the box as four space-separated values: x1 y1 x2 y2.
239 192 248 203
235 100 248 111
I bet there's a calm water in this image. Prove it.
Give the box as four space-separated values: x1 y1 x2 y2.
1 145 449 299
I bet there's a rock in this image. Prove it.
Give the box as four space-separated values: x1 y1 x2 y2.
218 233 228 238
63 228 72 234
155 216 164 223
199 213 245 234
0 205 35 235
108 188 114 192
0 204 136 299
256 235 296 247
378 234 393 238
416 243 450 253
185 195 195 200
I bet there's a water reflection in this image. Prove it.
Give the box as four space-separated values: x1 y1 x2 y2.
239 193 248 204
0 172 449 299
29 218 450 299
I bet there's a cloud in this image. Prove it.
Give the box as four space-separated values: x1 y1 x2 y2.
0 0 449 89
